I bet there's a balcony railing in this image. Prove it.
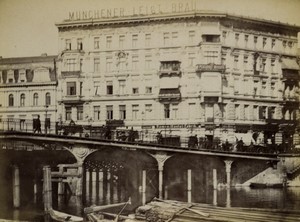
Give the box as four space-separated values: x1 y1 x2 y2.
1 118 298 154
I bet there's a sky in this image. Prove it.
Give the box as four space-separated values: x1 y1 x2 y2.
0 0 300 58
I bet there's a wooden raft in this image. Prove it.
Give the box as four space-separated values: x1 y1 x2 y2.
133 199 300 222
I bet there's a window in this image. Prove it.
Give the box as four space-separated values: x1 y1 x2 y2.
119 105 126 120
253 105 258 120
106 81 113 95
79 82 83 96
119 80 126 95
119 35 125 48
288 41 293 48
132 105 139 120
106 36 112 49
65 39 71 50
243 56 248 69
67 82 76 95
271 59 275 73
80 59 83 72
262 59 266 72
145 55 152 69
65 107 71 121
222 31 227 39
235 33 239 41
172 104 178 119
132 55 138 70
202 35 220 43
77 106 83 120
66 59 76 71
244 105 249 120
221 54 226 65
106 105 113 120
94 58 100 72
234 55 239 69
262 37 267 48
145 104 152 119
132 34 138 48
93 106 100 120
271 82 276 96
171 32 178 45
283 40 287 48
244 35 249 44
163 32 170 45
259 106 267 119
8 94 14 106
271 39 275 49
269 107 275 119
119 57 126 70
145 33 151 47
106 57 112 72
77 38 83 50
94 81 100 96
189 30 195 43
164 104 170 119
254 36 258 46
188 53 196 67
235 104 240 120
33 93 38 106
45 93 51 106
20 94 25 106
145 87 152 94
94 37 100 49
132 87 139 94
261 81 267 95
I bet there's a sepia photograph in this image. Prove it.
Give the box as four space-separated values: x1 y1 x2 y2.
0 0 300 221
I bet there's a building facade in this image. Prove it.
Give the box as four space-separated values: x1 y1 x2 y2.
29 11 300 146
0 55 57 133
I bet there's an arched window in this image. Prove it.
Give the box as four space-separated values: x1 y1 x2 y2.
33 93 38 106
45 92 51 106
8 94 14 106
20 94 25 106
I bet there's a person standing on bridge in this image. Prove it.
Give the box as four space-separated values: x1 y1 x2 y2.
34 115 42 134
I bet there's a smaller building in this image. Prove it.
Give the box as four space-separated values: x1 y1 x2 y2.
0 54 57 133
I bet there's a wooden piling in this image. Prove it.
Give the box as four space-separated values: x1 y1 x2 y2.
213 169 217 190
142 170 146 205
13 165 20 208
187 169 192 203
43 165 52 212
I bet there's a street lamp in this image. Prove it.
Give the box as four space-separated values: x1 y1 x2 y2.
141 111 145 142
45 105 49 134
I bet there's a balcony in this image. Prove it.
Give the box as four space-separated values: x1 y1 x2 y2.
61 71 81 78
159 61 181 77
62 95 85 104
196 63 226 73
159 69 181 77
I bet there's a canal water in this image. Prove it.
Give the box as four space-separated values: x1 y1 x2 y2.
0 181 300 221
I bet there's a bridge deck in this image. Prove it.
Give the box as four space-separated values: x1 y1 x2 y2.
0 131 279 160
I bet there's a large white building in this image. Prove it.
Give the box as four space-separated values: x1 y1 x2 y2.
2 9 299 148
0 55 57 132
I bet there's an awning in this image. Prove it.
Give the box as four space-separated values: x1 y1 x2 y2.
281 58 300 70
159 77 180 89
159 88 180 95
158 88 181 101
235 133 255 146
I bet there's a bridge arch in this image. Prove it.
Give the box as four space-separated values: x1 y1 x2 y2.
82 147 158 209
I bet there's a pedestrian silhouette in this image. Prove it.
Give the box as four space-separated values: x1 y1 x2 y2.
34 115 42 133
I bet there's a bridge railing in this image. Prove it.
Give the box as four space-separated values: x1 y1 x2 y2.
0 118 298 154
